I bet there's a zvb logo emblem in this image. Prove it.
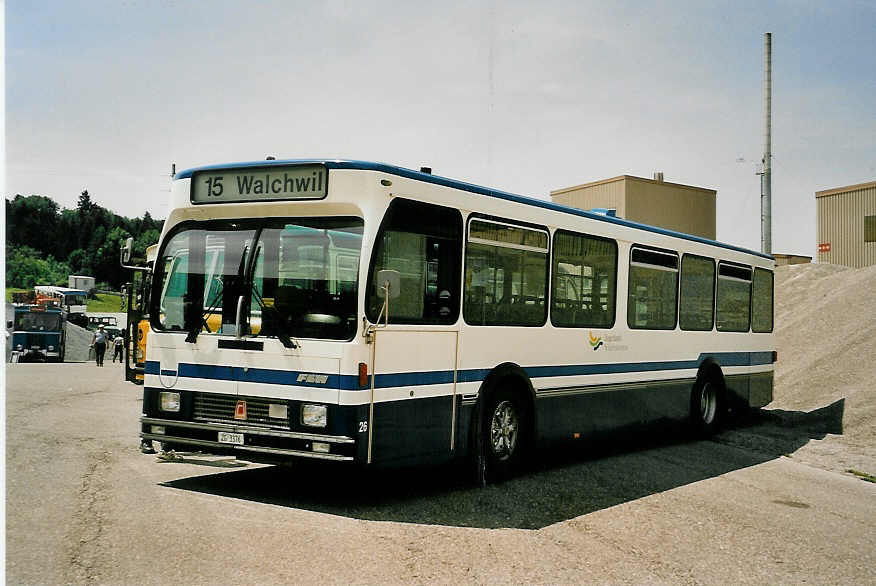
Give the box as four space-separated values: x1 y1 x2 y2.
234 400 247 420
588 331 604 351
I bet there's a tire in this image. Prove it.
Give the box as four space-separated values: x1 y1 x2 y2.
690 376 722 436
479 386 529 483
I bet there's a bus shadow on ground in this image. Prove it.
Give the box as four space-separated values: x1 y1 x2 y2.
162 399 844 530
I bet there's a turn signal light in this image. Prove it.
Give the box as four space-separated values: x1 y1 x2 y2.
772 351 778 363
359 362 368 388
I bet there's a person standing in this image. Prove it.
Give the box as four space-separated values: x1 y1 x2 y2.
91 324 108 367
112 333 124 363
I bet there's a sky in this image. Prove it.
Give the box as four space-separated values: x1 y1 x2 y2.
5 0 875 257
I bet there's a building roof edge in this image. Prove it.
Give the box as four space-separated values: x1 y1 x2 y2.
815 180 876 198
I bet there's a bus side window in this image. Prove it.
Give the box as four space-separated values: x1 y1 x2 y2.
550 230 617 328
366 199 462 325
716 262 752 332
679 254 715 331
463 219 549 327
751 267 774 333
627 246 679 330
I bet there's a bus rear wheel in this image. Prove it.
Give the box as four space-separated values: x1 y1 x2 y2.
690 378 722 436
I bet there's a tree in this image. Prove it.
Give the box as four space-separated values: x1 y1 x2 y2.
67 248 91 275
6 245 70 288
77 189 95 214
4 193 165 290
6 194 59 251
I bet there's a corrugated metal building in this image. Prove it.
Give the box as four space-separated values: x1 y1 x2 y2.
550 174 716 239
815 180 876 268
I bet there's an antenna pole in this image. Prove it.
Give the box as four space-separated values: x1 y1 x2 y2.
761 32 772 255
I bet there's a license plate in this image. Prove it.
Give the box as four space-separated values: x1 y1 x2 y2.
218 432 244 445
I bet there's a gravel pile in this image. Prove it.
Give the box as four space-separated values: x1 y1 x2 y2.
769 262 876 473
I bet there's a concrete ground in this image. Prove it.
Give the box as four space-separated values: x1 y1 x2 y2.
5 363 874 585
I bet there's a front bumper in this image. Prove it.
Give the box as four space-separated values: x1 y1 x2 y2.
140 416 356 462
17 349 54 360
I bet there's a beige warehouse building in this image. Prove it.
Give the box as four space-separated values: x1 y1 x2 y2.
773 253 812 266
550 174 716 240
816 180 876 268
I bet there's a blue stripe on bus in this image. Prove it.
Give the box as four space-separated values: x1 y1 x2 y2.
144 351 772 391
173 159 773 261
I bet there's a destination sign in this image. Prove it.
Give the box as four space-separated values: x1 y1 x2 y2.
191 164 327 204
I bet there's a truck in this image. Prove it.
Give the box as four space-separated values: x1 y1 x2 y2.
9 305 66 362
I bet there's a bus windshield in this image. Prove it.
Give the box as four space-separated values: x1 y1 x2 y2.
65 294 86 306
154 217 363 341
15 312 61 332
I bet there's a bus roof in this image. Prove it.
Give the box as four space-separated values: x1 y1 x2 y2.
35 286 87 295
175 159 773 261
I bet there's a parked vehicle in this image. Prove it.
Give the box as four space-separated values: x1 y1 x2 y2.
139 159 775 483
87 316 119 330
9 305 66 362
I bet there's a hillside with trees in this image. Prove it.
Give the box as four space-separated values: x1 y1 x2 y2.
5 191 163 290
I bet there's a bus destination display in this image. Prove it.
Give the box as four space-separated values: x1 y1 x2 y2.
191 164 327 203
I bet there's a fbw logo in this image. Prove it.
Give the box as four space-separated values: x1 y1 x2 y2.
297 373 329 384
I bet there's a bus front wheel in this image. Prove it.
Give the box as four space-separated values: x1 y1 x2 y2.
478 387 529 484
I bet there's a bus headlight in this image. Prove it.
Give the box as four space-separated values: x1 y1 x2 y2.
301 404 327 428
159 391 181 412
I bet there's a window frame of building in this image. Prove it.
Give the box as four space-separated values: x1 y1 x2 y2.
865 215 876 243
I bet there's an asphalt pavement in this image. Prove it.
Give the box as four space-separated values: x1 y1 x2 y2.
5 363 875 585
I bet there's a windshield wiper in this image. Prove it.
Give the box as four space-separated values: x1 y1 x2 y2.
240 234 297 349
185 278 225 343
248 284 297 349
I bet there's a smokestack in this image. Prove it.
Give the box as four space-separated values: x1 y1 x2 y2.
762 32 772 255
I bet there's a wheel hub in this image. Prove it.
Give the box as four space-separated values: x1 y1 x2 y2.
490 400 518 461
700 382 717 424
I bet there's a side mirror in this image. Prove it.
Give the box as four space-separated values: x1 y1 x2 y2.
121 237 134 264
375 269 401 299
6 320 13 329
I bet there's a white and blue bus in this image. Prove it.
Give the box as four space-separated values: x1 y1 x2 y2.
141 160 775 482
34 285 88 315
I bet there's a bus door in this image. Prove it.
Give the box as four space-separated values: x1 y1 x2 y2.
368 324 459 465
362 195 464 466
125 270 151 384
